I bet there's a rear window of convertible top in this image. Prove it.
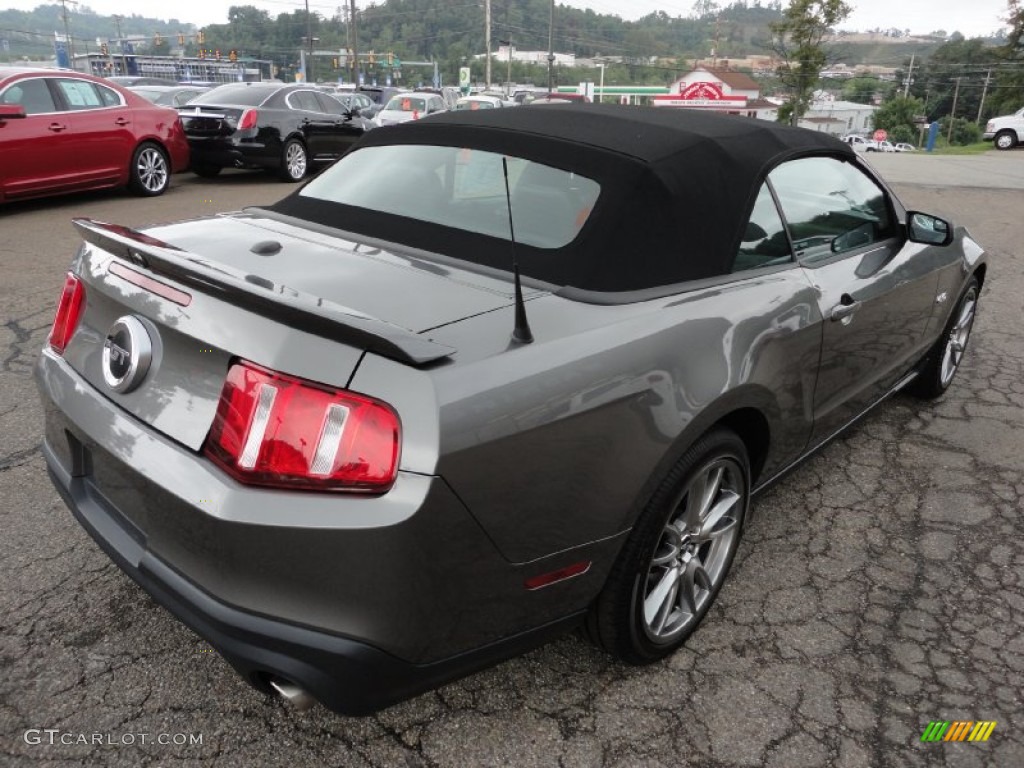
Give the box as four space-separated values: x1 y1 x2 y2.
298 144 601 251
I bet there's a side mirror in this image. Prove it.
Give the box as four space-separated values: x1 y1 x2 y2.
907 211 953 246
0 104 27 121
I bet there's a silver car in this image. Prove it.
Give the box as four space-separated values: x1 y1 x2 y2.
36 105 986 715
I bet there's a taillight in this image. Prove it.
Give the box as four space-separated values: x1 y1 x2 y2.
48 272 85 355
204 360 400 492
237 108 258 131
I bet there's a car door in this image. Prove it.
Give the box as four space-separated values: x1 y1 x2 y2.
286 89 337 162
768 155 938 445
314 92 367 157
51 78 133 185
0 76 73 198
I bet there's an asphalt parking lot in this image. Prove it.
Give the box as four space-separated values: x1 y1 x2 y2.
1 156 1022 767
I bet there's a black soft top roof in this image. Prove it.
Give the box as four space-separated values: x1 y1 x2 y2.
270 104 854 294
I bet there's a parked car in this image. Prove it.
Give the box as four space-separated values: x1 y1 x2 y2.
374 92 446 126
842 134 872 151
414 86 461 110
982 106 1024 150
106 75 180 87
330 90 378 119
0 67 189 202
454 94 505 110
176 82 375 181
129 85 208 108
35 104 986 716
875 139 897 152
894 142 916 152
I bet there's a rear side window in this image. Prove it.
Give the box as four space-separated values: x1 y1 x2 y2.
55 79 103 110
96 84 122 106
768 156 894 264
734 182 793 272
288 91 323 112
0 78 57 114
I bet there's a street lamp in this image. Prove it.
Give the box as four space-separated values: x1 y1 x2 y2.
597 61 605 104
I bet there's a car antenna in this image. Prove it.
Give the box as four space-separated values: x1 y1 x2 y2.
502 156 534 344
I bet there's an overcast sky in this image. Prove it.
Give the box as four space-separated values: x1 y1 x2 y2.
2 1 1014 39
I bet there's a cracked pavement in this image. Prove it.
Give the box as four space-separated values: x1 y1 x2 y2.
1 163 1022 766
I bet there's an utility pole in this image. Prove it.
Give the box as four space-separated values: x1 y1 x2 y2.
59 0 77 68
547 0 554 93
903 53 914 99
350 0 358 85
113 14 126 75
977 69 992 123
305 0 315 82
947 76 961 145
485 0 491 90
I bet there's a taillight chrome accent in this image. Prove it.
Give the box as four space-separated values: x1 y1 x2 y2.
237 108 258 131
205 360 400 492
48 272 85 355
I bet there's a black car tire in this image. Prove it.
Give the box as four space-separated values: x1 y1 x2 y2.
909 278 979 399
127 142 170 197
192 163 222 178
994 131 1017 151
278 138 308 182
586 428 749 664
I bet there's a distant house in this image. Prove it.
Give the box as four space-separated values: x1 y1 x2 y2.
652 67 777 120
800 98 878 136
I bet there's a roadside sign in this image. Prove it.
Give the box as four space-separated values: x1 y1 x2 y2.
873 129 888 142
459 66 471 93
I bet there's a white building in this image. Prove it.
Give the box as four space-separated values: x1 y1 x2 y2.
800 97 878 136
652 67 777 120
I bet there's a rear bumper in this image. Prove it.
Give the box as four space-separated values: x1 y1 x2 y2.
44 448 582 715
186 138 275 170
35 350 607 713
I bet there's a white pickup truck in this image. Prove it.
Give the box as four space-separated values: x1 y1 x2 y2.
983 107 1024 150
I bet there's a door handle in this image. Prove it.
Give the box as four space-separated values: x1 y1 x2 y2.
48 122 66 132
114 117 130 126
830 294 861 322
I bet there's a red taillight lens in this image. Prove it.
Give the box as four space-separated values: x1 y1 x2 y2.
204 361 401 492
48 272 85 355
237 108 258 131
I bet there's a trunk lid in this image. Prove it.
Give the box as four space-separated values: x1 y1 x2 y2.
62 213 528 451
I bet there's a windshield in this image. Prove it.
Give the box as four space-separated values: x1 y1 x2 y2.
299 144 601 250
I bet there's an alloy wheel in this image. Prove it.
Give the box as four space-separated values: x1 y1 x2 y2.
940 289 977 387
286 142 307 180
136 147 168 193
642 457 744 642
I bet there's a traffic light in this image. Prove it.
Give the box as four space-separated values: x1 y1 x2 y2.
100 42 109 55
229 49 238 62
387 52 393 66
332 57 338 68
197 29 205 44
154 33 162 47
198 48 206 59
368 53 375 65
215 49 222 60
178 33 185 46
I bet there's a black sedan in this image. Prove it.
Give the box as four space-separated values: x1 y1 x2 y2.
177 82 375 181
129 84 208 108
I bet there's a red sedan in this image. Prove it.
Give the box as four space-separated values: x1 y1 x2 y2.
0 68 189 203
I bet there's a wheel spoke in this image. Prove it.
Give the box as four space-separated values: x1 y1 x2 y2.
698 490 741 543
680 556 711 615
651 524 681 567
644 566 681 627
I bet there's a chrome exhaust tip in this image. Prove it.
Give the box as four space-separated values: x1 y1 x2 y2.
268 677 316 712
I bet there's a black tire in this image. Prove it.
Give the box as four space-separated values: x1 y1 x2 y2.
586 428 750 664
278 138 308 182
994 131 1017 151
191 163 222 178
909 278 980 399
127 142 170 197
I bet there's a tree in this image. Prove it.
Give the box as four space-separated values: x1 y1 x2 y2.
989 0 1024 115
872 94 925 139
769 0 852 125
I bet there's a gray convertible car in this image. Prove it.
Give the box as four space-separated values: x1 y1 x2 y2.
36 105 985 715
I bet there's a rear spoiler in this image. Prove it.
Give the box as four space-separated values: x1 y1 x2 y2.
72 218 456 366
